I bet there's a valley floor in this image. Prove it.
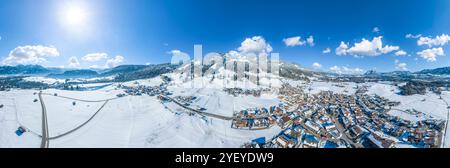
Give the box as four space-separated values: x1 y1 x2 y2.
1 79 449 148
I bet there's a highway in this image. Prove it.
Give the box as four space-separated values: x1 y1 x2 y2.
38 91 49 148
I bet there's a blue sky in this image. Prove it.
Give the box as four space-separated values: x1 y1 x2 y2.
0 0 449 73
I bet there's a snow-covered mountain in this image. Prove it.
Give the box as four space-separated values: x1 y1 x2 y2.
170 54 329 89
415 67 450 75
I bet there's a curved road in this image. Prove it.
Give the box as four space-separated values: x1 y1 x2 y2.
47 100 109 140
38 91 49 148
31 92 119 147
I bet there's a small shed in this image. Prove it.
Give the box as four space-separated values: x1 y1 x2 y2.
252 137 266 145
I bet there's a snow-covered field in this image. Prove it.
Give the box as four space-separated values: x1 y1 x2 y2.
387 110 430 122
366 83 449 120
23 76 65 84
307 81 358 95
286 80 358 95
121 78 163 87
0 87 281 148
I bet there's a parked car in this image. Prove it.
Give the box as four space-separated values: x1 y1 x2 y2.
15 127 26 136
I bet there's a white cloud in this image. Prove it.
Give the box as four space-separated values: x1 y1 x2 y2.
312 62 322 69
394 59 408 71
416 47 444 62
394 50 407 56
82 53 108 62
323 48 331 54
335 42 349 55
283 36 305 47
169 50 188 56
336 36 399 57
215 36 276 65
329 66 364 74
417 34 450 47
68 56 80 68
379 45 400 54
306 36 314 47
283 35 314 47
395 63 408 71
105 55 124 68
239 36 273 56
2 45 60 65
405 34 422 39
372 27 380 33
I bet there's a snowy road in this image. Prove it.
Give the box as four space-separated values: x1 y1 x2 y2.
39 91 49 148
165 96 234 120
166 95 272 121
32 94 117 140
442 98 449 147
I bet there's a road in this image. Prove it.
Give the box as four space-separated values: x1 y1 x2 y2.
23 92 117 146
42 93 120 102
32 93 112 140
442 97 449 148
47 100 109 140
331 117 363 148
165 96 271 121
165 96 234 120
38 91 49 148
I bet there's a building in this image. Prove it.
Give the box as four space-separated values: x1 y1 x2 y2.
363 133 396 148
302 134 319 148
305 120 321 134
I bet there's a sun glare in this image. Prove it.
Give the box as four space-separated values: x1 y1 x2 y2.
60 3 89 30
64 6 87 26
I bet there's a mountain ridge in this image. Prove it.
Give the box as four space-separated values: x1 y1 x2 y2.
1 64 449 80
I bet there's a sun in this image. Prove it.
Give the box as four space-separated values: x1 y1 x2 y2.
59 2 90 30
58 2 94 38
64 6 87 26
